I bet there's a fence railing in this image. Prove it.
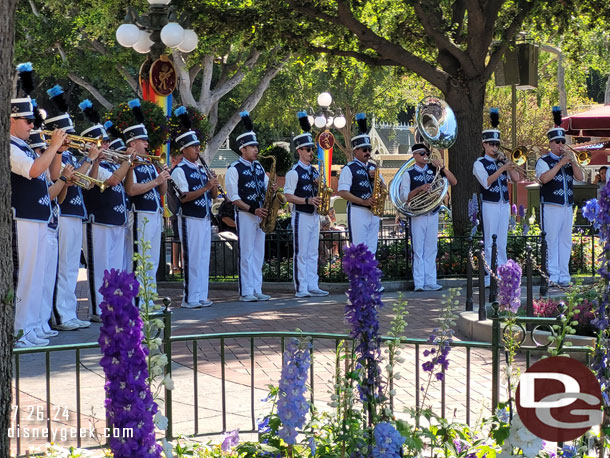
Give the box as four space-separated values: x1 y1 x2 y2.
158 222 601 283
11 310 592 457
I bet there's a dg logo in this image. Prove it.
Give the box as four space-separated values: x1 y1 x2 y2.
516 356 603 442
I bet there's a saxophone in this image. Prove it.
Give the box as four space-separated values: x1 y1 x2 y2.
316 158 333 216
259 156 287 234
369 159 388 217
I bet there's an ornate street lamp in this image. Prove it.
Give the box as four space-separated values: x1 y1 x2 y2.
116 0 198 58
312 92 346 130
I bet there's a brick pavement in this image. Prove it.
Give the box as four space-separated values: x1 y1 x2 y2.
11 269 513 457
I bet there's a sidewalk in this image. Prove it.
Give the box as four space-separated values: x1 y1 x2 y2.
11 269 551 456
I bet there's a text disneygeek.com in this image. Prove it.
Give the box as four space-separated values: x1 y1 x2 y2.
9 425 134 442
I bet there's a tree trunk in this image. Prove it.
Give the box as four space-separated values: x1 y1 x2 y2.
444 82 486 236
605 73 610 105
0 0 17 456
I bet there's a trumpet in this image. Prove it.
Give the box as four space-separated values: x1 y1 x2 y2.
42 130 103 150
60 164 107 192
561 144 591 166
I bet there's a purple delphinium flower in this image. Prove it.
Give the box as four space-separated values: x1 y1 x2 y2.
583 198 600 230
496 260 522 313
518 204 526 219
511 204 517 215
277 337 310 445
468 195 479 237
98 269 161 458
422 328 452 381
561 444 577 458
342 244 385 406
371 422 405 458
221 429 240 451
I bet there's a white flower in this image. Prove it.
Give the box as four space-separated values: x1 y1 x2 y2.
155 411 169 430
162 438 174 458
162 374 174 390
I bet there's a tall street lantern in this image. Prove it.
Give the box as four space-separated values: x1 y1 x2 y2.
115 0 198 162
115 0 198 97
311 92 347 189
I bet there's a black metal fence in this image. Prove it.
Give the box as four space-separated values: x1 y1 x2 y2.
158 220 601 283
10 311 591 457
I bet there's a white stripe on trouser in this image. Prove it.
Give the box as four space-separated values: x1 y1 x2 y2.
123 210 133 273
236 211 265 296
14 220 48 335
54 216 83 324
482 201 510 273
292 211 320 293
410 212 439 289
178 215 211 304
87 224 126 310
347 205 380 254
542 204 573 283
42 228 58 329
133 212 162 296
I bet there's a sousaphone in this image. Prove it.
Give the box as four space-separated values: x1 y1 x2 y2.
389 96 457 217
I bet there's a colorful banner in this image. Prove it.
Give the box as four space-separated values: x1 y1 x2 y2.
316 130 334 185
141 78 172 163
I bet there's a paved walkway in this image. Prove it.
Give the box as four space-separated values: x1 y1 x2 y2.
11 269 560 457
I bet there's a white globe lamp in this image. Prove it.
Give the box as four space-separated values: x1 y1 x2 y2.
177 29 198 53
317 92 332 108
133 31 154 54
314 115 326 129
116 23 140 47
333 115 346 129
307 115 315 127
160 22 185 48
147 0 171 4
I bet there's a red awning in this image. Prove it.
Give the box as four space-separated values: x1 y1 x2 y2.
561 105 610 137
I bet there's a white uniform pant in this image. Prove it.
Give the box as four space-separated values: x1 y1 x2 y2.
86 223 127 314
123 210 133 273
133 211 162 297
54 216 83 324
178 215 211 304
482 201 510 273
410 212 439 289
43 228 58 331
14 220 48 336
542 204 573 283
292 211 320 293
235 211 265 296
347 204 380 254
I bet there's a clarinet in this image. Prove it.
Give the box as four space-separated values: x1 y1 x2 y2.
198 155 230 202
150 158 186 200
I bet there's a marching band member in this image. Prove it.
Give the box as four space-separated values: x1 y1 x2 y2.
10 63 68 347
338 113 383 255
473 109 519 287
536 106 584 287
44 87 97 331
28 130 74 341
82 119 133 321
124 99 170 302
225 111 271 302
171 106 218 308
399 143 457 291
284 111 329 298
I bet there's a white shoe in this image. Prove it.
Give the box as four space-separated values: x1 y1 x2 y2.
14 336 40 348
308 288 329 297
414 286 424 292
25 332 49 346
295 291 312 298
53 319 81 331
90 314 102 323
424 284 443 291
75 319 91 328
199 300 213 307
254 293 270 301
40 324 59 337
240 295 258 302
182 302 203 309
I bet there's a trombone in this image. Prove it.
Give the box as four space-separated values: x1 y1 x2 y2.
497 145 540 183
41 130 103 150
60 164 107 192
561 144 591 166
